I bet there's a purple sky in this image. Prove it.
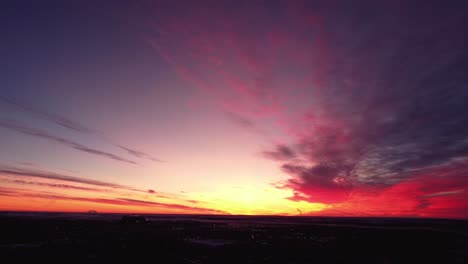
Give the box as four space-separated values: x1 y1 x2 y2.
1 0 468 217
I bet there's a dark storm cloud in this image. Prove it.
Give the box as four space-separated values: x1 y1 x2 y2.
0 96 162 163
0 120 137 165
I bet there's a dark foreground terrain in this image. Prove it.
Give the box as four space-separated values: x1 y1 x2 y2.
0 212 467 264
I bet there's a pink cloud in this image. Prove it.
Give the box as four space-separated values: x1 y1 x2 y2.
146 2 468 218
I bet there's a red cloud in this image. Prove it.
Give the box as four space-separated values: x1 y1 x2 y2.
147 2 468 218
305 164 468 218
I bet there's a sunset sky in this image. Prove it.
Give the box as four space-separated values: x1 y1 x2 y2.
1 0 468 218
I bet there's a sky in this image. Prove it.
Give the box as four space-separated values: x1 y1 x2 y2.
1 0 468 218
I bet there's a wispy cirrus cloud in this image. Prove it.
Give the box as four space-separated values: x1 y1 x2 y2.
0 166 142 192
117 198 225 214
0 166 215 213
0 119 137 165
117 145 164 162
0 96 95 134
0 188 226 215
0 96 162 163
148 5 284 119
0 178 107 192
421 190 465 198
0 166 188 201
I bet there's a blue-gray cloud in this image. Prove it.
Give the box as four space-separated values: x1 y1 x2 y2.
0 166 142 191
0 119 138 165
0 96 162 163
260 1 468 203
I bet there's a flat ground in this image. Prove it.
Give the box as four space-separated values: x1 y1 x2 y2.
0 213 467 263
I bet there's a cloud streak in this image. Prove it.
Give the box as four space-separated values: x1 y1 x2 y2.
420 190 465 198
0 166 143 192
0 96 95 134
0 188 226 215
0 120 137 165
0 166 221 214
117 145 164 162
0 178 107 192
0 96 162 163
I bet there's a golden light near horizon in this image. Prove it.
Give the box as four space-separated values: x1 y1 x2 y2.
187 185 327 215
